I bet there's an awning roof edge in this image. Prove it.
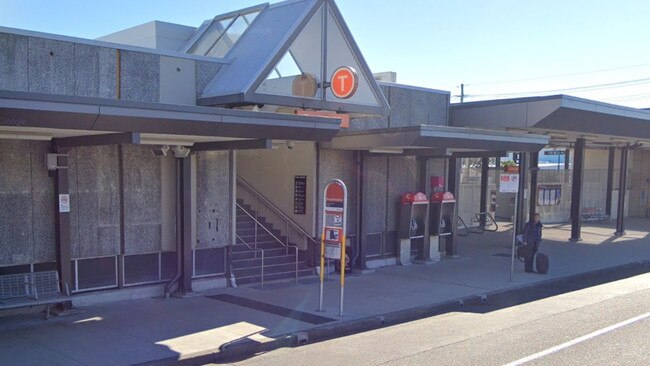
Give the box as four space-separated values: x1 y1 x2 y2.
327 124 549 153
0 90 340 142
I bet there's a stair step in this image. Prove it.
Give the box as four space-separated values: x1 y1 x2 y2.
236 268 315 285
233 262 311 278
231 247 290 259
232 255 298 268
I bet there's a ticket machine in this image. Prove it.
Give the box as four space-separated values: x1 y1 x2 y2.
429 191 456 258
397 192 429 265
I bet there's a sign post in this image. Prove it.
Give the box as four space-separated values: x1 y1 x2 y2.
500 173 519 282
319 179 348 316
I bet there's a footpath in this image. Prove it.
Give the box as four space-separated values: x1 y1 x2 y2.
1 219 649 366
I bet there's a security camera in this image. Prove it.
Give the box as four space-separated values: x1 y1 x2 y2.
172 145 190 158
151 145 169 157
287 141 295 150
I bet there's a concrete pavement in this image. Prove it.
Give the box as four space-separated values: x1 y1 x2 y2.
0 219 649 365
225 272 650 366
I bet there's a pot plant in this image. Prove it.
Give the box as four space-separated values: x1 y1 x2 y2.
502 160 519 173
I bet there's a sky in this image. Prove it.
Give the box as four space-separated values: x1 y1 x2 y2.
2 0 650 107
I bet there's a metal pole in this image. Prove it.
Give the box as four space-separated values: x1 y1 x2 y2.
318 233 325 312
615 145 629 236
340 235 345 317
480 157 489 227
510 187 519 282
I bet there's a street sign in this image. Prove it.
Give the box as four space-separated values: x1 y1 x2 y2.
331 66 358 99
544 150 565 156
499 174 519 193
319 179 348 316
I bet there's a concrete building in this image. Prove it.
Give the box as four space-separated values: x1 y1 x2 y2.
0 0 647 305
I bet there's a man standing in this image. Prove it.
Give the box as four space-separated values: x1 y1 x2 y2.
522 213 543 273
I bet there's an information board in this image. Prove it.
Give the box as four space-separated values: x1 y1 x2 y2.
499 174 520 193
294 175 307 215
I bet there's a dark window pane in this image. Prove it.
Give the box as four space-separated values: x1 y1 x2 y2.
124 253 159 285
77 257 116 290
194 248 225 276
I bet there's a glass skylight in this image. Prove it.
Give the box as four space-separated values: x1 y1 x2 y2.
188 9 261 58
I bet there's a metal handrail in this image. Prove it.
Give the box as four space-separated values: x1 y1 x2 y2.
235 234 265 288
236 202 299 283
237 175 319 246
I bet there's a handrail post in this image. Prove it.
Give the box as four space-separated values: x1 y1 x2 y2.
285 221 289 256
261 250 264 288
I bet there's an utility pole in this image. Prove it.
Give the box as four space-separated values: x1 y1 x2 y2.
460 83 465 103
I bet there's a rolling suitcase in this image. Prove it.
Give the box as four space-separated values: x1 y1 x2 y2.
533 252 549 274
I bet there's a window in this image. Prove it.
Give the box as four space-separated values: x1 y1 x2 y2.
537 185 562 206
188 9 261 58
256 5 323 99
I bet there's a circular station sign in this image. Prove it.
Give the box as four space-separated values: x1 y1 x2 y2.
330 66 358 99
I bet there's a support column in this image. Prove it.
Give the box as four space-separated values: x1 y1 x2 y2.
529 151 539 221
53 147 73 296
564 149 571 170
615 146 629 236
515 153 528 234
446 157 460 256
418 158 428 194
570 138 586 241
355 151 365 269
178 156 193 294
605 147 615 217
479 157 489 227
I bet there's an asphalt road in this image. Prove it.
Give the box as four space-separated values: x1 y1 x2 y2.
217 273 650 366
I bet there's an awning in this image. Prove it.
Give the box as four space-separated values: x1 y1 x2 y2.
324 124 549 154
0 90 340 143
450 95 650 145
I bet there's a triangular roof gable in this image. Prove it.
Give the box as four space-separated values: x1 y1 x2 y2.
198 0 390 116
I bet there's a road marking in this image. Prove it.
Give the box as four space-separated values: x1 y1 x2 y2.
504 311 650 366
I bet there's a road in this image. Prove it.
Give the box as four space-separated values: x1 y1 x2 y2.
217 273 650 365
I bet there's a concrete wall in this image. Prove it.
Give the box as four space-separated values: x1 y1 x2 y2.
238 142 317 236
196 151 231 248
69 146 121 258
318 149 358 235
629 149 650 218
0 140 55 265
350 84 449 130
122 145 161 254
97 21 196 52
0 31 221 104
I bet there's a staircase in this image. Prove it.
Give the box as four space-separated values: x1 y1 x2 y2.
233 199 314 286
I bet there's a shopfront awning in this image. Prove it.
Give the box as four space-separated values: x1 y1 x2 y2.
323 124 549 154
0 90 340 144
450 95 650 146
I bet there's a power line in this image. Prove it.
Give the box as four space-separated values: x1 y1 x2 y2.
466 76 650 98
466 62 650 87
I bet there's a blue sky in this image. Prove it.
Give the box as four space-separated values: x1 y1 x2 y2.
2 0 650 107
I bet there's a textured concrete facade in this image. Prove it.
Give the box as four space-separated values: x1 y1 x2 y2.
69 145 121 258
119 50 160 103
350 84 449 130
0 140 56 266
0 31 222 104
0 33 29 92
196 151 231 249
363 155 388 234
122 145 162 254
386 156 418 232
317 149 358 235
